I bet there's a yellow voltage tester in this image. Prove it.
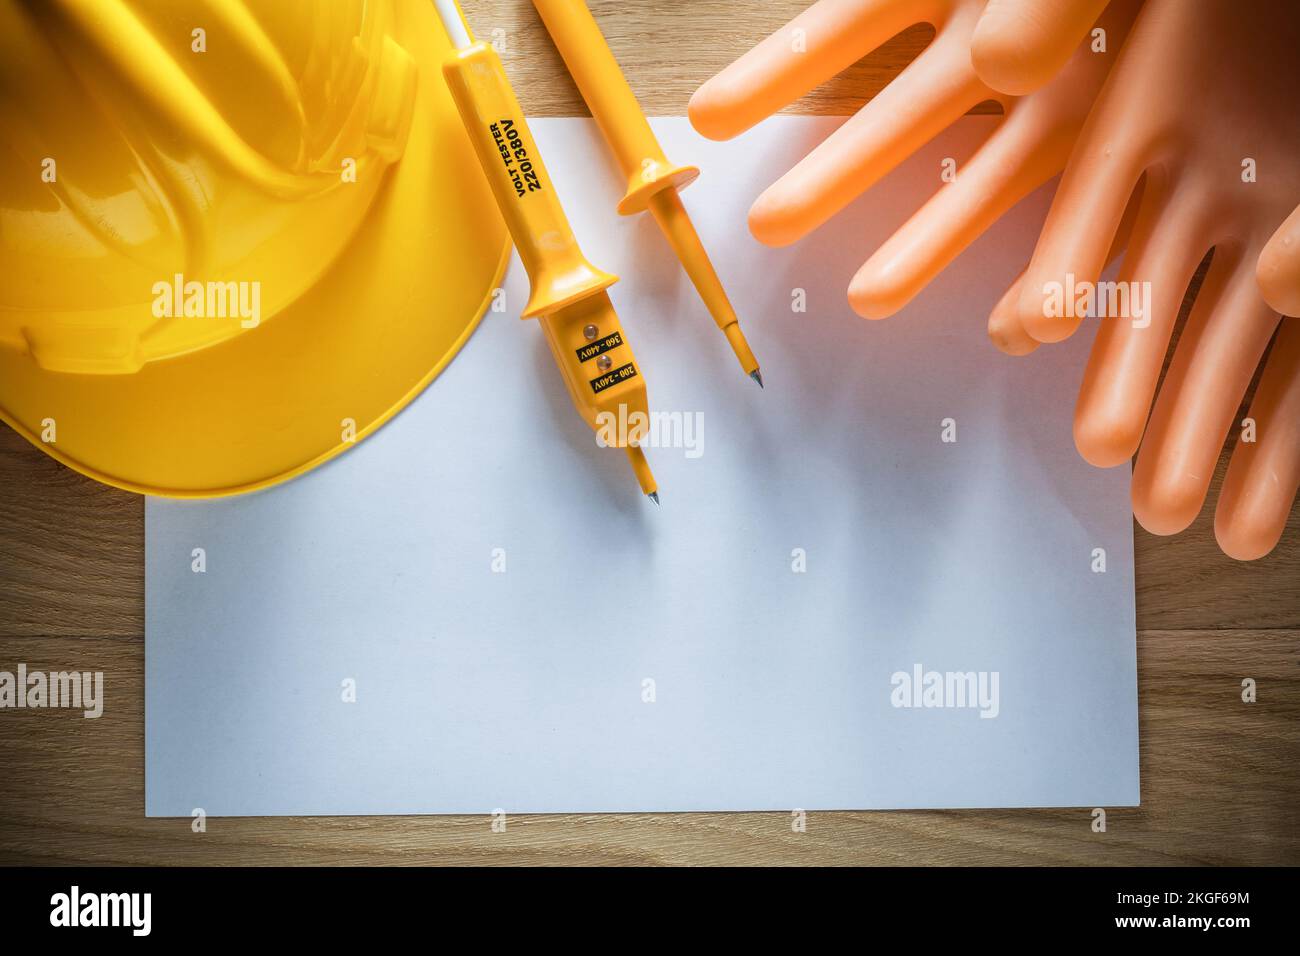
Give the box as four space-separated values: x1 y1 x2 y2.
431 0 658 502
531 0 763 387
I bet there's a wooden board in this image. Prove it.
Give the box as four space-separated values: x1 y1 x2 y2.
0 0 1297 866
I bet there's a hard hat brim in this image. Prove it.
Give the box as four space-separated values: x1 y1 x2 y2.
0 1 510 498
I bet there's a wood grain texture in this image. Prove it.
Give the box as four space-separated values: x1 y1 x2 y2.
1 0 1297 866
485 0 989 117
0 629 1294 866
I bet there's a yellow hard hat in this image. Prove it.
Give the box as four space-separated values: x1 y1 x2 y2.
0 0 508 496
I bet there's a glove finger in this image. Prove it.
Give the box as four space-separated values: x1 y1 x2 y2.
688 0 936 142
749 1 997 248
987 270 1040 355
1256 203 1300 316
1215 318 1300 560
1013 12 1164 348
1073 177 1211 467
1132 249 1281 536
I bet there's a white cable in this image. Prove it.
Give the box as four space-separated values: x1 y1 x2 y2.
432 0 473 49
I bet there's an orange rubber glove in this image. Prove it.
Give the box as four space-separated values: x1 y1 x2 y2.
689 0 1135 320
1004 0 1300 559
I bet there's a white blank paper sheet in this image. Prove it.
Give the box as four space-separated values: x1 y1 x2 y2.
145 117 1138 815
